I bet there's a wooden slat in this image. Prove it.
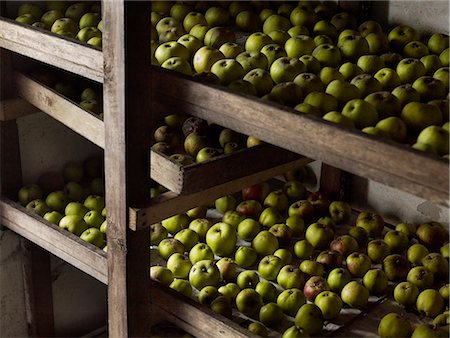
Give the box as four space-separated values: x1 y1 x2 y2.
151 144 303 195
150 68 449 206
150 281 259 338
0 97 40 121
0 198 108 284
130 157 312 229
13 71 105 148
0 18 103 83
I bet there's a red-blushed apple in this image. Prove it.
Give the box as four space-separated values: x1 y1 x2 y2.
242 182 270 202
346 252 372 277
304 276 329 302
236 200 263 218
416 221 448 250
330 235 359 258
316 250 343 271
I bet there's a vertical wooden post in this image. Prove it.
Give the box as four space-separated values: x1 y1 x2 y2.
103 1 151 336
319 163 350 201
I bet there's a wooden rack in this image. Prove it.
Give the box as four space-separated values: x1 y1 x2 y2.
0 1 448 337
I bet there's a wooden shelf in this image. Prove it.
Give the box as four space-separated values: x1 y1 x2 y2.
151 67 449 207
151 144 303 195
0 17 103 83
13 71 105 148
0 198 108 284
130 156 312 230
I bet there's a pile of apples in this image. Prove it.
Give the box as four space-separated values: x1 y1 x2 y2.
150 179 449 337
17 156 107 251
14 1 102 47
31 70 103 116
151 1 449 158
152 113 263 165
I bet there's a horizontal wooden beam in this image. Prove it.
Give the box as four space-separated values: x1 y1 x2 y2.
0 18 103 83
0 97 40 121
0 198 107 284
150 67 449 207
14 71 105 148
151 144 303 195
130 156 312 229
150 281 259 338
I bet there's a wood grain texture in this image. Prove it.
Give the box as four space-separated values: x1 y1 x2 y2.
13 71 105 148
0 97 39 121
130 157 312 229
150 67 449 206
0 18 103 83
151 144 303 195
0 198 107 284
150 281 259 338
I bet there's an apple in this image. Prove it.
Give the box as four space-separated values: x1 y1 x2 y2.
18 184 43 207
294 239 314 259
268 29 290 46
192 46 224 73
327 268 351 293
315 250 342 271
397 58 427 84
270 82 303 107
416 221 448 249
237 218 260 241
83 210 104 229
237 270 260 290
189 23 210 42
350 73 382 98
404 40 430 59
16 14 39 25
59 214 89 236
216 257 238 282
441 243 449 258
304 91 339 114
205 222 237 257
439 284 449 302
262 14 290 35
242 182 270 202
346 252 372 277
236 200 263 218
270 57 306 84
255 280 278 303
174 228 199 251
166 253 192 279
312 44 342 68
440 48 449 66
189 218 212 241
245 32 273 53
339 62 364 81
218 42 243 59
196 147 222 163
189 243 214 264
263 191 289 212
273 248 292 265
189 260 220 291
214 195 236 213
259 302 285 328
288 200 315 220
307 191 331 215
422 253 449 280
300 260 324 278
218 282 240 300
161 213 190 235
252 230 279 256
305 222 334 249
378 313 412 338
256 255 283 281
411 324 448 338
393 281 420 307
383 254 410 281
367 239 391 263
341 281 369 309
236 288 263 318
183 12 207 32
283 180 308 201
341 99 379 129
294 303 324 336
259 207 283 228
294 73 325 96
416 126 449 155
428 33 450 55
284 35 316 59
406 243 429 265
276 288 305 317
359 20 383 37
204 6 229 26
210 58 245 85
161 56 192 75
41 9 64 29
64 202 88 217
235 10 261 32
170 278 192 298
282 326 309 338
247 322 268 337
18 3 43 18
236 51 268 73
243 68 274 96
392 84 421 107
43 211 63 225
170 3 192 22
314 291 343 320
388 25 419 51
413 76 446 101
363 269 388 295
338 35 369 61
328 201 351 224
421 54 443 75
150 223 167 246
417 289 445 317
355 211 384 237
234 246 258 268
407 266 434 290
198 285 220 305
313 20 338 41
150 266 174 286
158 238 185 260
329 236 357 259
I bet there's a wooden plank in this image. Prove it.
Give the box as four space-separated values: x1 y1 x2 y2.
0 97 40 121
151 144 303 195
0 198 108 284
130 157 312 229
0 18 103 83
150 281 259 338
21 241 55 337
13 71 105 148
150 68 449 206
319 164 350 202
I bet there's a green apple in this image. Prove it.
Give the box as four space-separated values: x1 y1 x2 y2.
237 270 260 289
43 211 63 225
294 239 314 259
234 246 257 268
319 66 345 86
198 285 220 305
416 221 448 250
314 34 334 46
328 200 351 224
235 288 263 317
357 54 385 75
294 303 324 336
189 23 210 42
150 223 167 246
440 243 449 258
338 35 369 61
428 33 450 55
237 218 260 241
407 266 434 290
396 58 426 83
166 252 192 279
204 27 236 49
41 10 64 29
341 99 379 129
314 291 342 320
245 32 273 53
421 54 443 75
156 16 182 36
367 239 391 263
243 68 273 96
262 14 290 35
235 11 261 32
394 281 419 306
288 200 315 220
326 79 361 107
363 269 388 295
305 222 334 249
150 266 174 286
51 17 78 36
76 26 101 43
373 67 402 91
189 259 220 290
388 25 419 51
267 29 290 46
189 243 214 264
322 111 355 127
83 210 104 229
270 57 305 84
183 12 207 32
170 278 192 298
79 12 101 29
161 56 192 75
210 59 245 85
258 207 283 228
355 211 384 237
346 252 372 278
331 11 357 31
59 214 89 236
299 55 321 74
218 282 240 300
158 238 185 260
206 222 237 257
277 265 304 290
341 281 369 309
177 34 202 56
64 202 88 217
413 76 446 101
18 184 43 206
404 40 429 59
378 313 412 338
300 260 324 277
188 218 212 241
276 288 305 317
18 3 43 18
359 20 383 37
155 41 190 65
304 91 338 114
205 6 229 26
339 62 364 81
312 44 342 68
257 254 284 281
384 230 410 253
313 20 338 41
15 14 39 25
416 289 444 317
290 5 318 27
170 3 192 22
383 254 410 281
282 326 309 338
193 46 225 73
401 102 442 131
218 42 243 59
285 35 316 58
366 32 389 55
327 268 351 293
422 253 449 280
252 230 279 256
161 213 190 235
412 324 448 338
440 48 449 66
260 43 287 66
407 243 429 264
392 84 421 107
214 195 236 214
174 228 199 251
293 73 325 96
259 302 284 328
